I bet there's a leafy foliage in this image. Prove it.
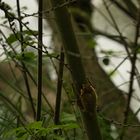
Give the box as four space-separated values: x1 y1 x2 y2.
4 121 79 140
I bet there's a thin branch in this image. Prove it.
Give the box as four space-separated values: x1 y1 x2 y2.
109 0 136 20
36 0 43 121
16 0 36 119
109 56 128 76
100 115 140 127
120 9 140 140
22 0 77 18
103 0 140 90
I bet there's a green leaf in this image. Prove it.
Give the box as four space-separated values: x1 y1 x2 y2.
6 33 19 44
23 30 38 36
14 52 36 62
6 30 38 45
7 51 15 58
22 52 36 61
4 121 78 139
3 128 16 138
16 127 27 138
61 112 76 123
33 123 78 136
16 133 28 140
27 121 42 129
4 127 29 140
62 123 79 130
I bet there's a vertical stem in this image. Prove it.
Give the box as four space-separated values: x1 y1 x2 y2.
53 47 64 138
36 0 43 121
16 0 36 119
54 47 64 125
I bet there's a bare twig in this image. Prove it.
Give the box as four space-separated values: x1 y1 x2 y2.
36 0 43 121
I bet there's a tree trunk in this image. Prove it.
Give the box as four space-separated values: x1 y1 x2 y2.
38 0 140 139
